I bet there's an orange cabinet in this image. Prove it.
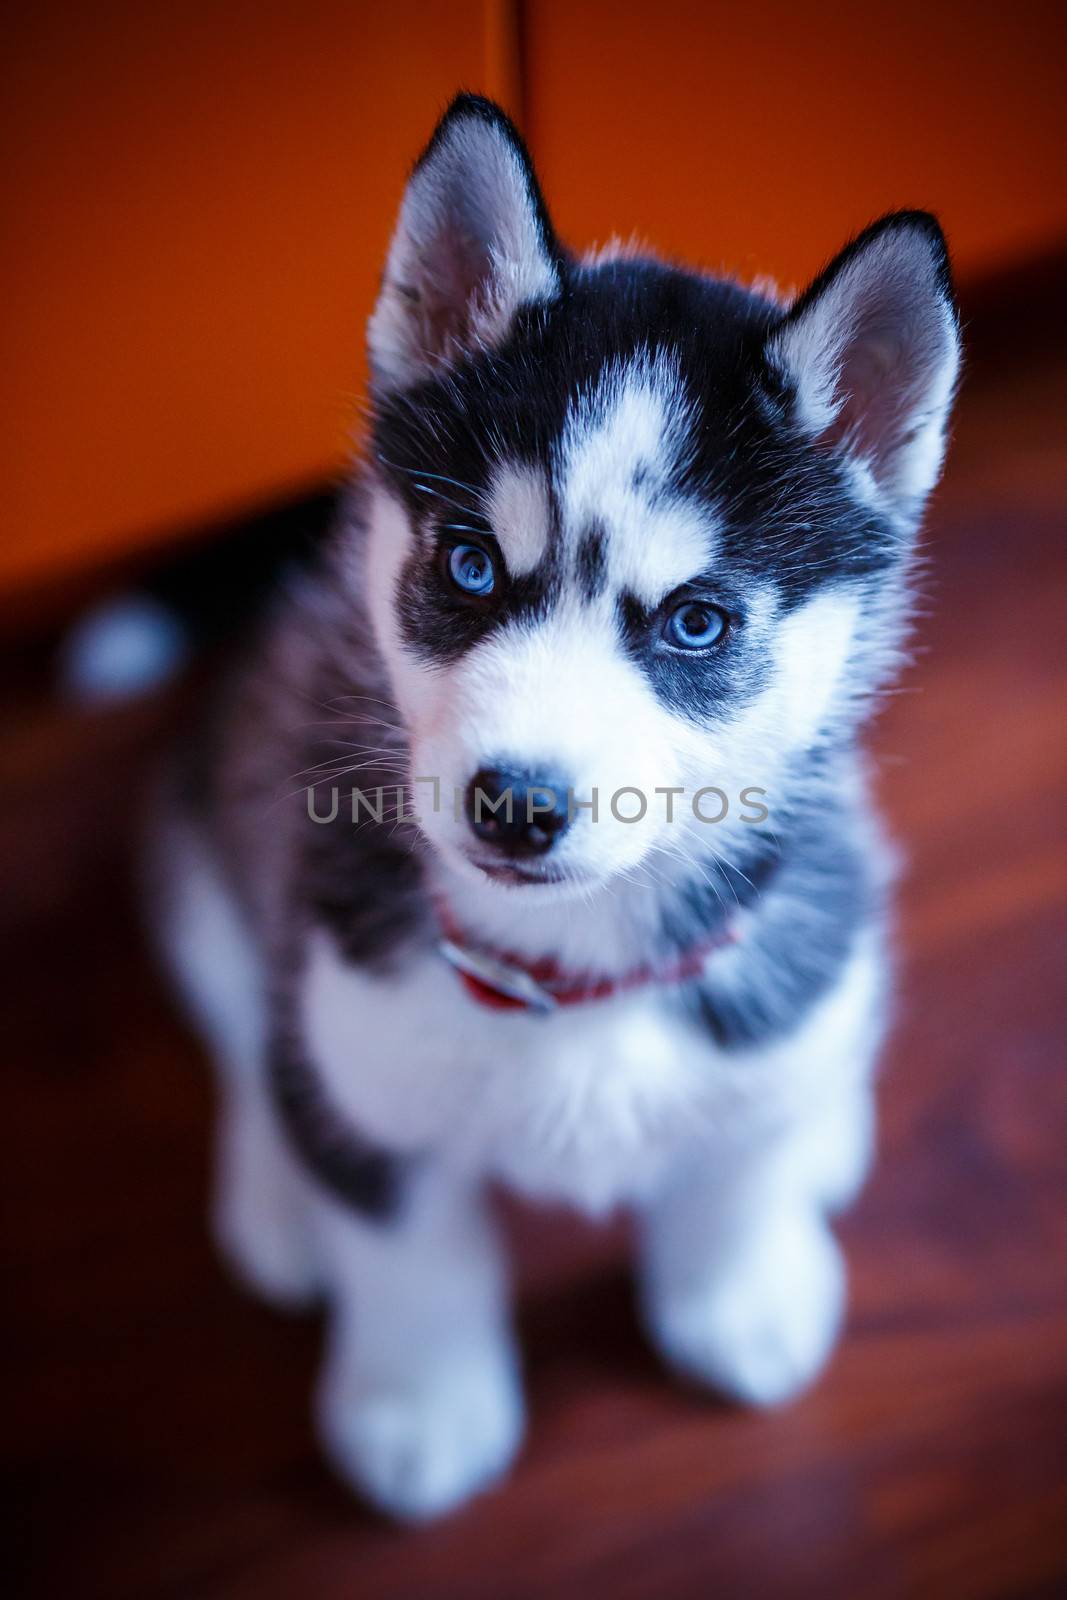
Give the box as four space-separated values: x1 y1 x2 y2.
525 0 1067 291
2 2 515 595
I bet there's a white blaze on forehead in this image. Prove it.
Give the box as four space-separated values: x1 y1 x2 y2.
558 355 720 603
486 461 551 575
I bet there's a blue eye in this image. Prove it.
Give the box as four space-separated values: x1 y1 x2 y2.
447 542 495 597
665 600 728 650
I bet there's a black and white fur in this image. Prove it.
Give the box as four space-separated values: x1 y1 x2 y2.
150 96 960 1520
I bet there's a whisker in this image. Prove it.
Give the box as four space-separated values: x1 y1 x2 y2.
379 459 483 499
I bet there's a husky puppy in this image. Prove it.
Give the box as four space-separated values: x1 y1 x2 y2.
151 95 959 1520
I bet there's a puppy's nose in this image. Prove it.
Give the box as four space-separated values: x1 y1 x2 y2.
465 767 571 857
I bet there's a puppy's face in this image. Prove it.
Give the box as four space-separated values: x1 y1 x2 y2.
357 98 959 898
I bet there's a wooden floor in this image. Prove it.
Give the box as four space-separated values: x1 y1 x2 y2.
4 308 1066 1599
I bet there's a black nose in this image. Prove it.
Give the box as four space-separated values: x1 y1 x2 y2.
465 767 571 857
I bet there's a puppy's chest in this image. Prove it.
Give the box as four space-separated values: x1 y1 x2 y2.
300 929 728 1212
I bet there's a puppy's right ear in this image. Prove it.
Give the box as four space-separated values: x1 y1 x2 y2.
368 95 562 393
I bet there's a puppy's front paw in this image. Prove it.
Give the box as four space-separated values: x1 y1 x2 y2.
644 1211 846 1407
316 1350 525 1521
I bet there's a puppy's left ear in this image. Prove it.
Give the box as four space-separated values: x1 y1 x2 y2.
369 94 562 393
765 212 961 519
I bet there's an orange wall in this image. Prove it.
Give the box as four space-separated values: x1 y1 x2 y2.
1 2 504 594
2 2 1065 598
525 0 1067 292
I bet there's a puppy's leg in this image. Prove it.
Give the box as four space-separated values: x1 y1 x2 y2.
154 819 319 1306
639 1081 874 1407
640 927 884 1405
210 1061 320 1307
311 1168 523 1521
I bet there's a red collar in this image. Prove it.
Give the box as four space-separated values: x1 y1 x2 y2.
435 904 736 1015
